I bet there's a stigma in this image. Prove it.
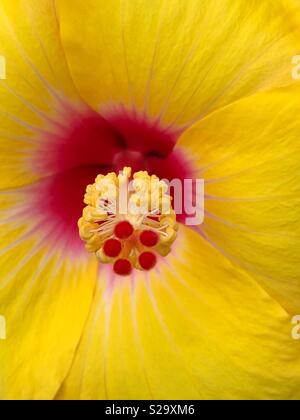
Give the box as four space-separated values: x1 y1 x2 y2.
78 167 178 276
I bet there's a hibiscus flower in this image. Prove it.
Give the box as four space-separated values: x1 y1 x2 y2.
0 0 300 400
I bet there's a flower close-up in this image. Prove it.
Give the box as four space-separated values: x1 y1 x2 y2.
1 0 300 401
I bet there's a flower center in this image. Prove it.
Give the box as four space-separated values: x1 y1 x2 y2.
78 167 178 275
28 104 194 257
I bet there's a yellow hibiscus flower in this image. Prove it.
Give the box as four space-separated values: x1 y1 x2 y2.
1 0 300 400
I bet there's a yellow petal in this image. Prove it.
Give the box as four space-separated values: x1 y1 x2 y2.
285 0 300 28
56 0 300 126
0 0 78 189
178 85 300 314
55 226 300 400
0 216 97 399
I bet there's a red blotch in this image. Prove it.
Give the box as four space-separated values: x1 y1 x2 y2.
105 108 180 158
33 105 124 175
29 103 195 256
27 165 103 254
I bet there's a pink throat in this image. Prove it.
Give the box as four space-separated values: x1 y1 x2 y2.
27 103 194 256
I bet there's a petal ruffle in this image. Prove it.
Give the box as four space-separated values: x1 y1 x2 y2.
56 0 300 126
178 85 300 314
55 226 300 400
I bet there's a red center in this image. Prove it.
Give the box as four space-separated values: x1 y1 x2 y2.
27 102 194 256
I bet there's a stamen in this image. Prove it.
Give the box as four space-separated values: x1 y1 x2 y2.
78 167 178 275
